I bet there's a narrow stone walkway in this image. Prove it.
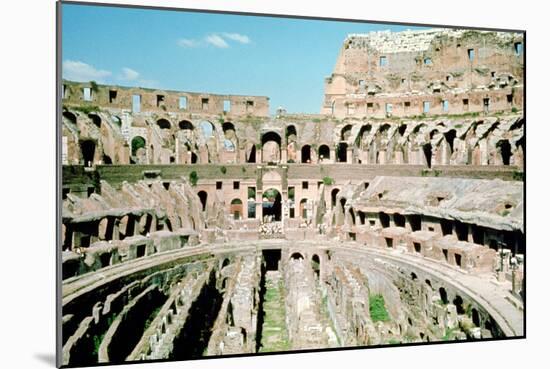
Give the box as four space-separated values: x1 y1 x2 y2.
259 271 290 353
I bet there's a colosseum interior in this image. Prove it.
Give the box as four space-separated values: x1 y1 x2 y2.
60 28 525 366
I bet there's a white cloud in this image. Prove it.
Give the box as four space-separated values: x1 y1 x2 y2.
222 33 250 44
205 34 229 48
62 60 111 82
177 38 199 48
120 67 140 81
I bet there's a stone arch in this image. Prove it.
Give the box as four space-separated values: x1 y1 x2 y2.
262 188 281 221
261 131 281 163
131 136 146 156
496 140 512 165
230 198 243 220
290 252 304 260
80 140 96 166
156 118 171 130
62 111 77 125
341 124 353 141
178 120 195 131
331 188 340 207
200 120 215 138
88 113 101 128
311 254 321 279
356 124 372 148
318 144 330 161
286 125 297 144
198 191 208 212
337 142 348 162
301 145 312 163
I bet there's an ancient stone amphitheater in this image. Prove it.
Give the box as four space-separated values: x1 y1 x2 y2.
60 28 525 366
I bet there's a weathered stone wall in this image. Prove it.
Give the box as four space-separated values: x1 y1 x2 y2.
322 29 524 119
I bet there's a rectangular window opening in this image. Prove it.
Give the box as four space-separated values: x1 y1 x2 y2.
379 56 388 67
109 90 117 104
132 94 141 113
423 101 430 113
233 181 240 190
442 100 449 112
216 181 223 190
83 87 92 101
302 181 309 190
156 95 165 107
223 100 231 113
468 48 475 61
179 96 188 110
201 98 209 110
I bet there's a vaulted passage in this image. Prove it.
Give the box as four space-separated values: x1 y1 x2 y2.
170 270 223 360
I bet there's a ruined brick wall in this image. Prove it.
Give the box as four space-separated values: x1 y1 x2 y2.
322 29 524 119
62 80 270 117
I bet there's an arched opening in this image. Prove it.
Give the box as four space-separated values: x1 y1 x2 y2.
198 191 208 212
341 124 352 141
88 113 101 128
80 140 96 166
300 198 309 219
178 120 194 130
411 272 418 280
230 198 243 220
63 111 77 125
200 120 215 138
286 125 297 144
331 188 340 208
131 136 146 156
337 142 348 162
356 124 372 148
398 124 407 136
444 129 457 153
318 145 330 161
221 258 231 269
290 252 304 260
438 287 448 304
301 145 312 163
379 212 390 228
409 215 422 231
247 144 256 163
453 295 465 314
441 219 453 236
394 213 406 227
191 152 198 164
222 122 235 134
422 143 432 168
348 208 356 225
471 308 480 327
261 132 281 164
102 154 112 164
311 254 320 279
262 188 281 221
157 118 171 130
496 140 512 165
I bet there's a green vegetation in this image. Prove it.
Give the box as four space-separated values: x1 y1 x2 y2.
90 80 99 93
512 170 524 181
442 327 456 341
248 187 256 199
71 105 100 114
322 176 335 185
92 314 117 356
189 171 199 186
369 294 390 322
220 166 227 174
511 107 519 113
131 136 146 155
259 277 291 352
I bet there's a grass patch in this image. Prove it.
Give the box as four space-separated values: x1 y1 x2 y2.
369 294 390 322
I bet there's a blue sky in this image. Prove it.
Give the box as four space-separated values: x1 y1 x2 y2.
62 3 428 114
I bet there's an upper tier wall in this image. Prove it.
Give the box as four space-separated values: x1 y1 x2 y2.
62 80 270 117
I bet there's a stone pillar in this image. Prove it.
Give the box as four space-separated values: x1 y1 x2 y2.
256 190 263 221
281 148 287 164
346 148 353 164
330 147 336 162
378 150 387 164
394 151 403 164
175 137 180 164
468 225 474 243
